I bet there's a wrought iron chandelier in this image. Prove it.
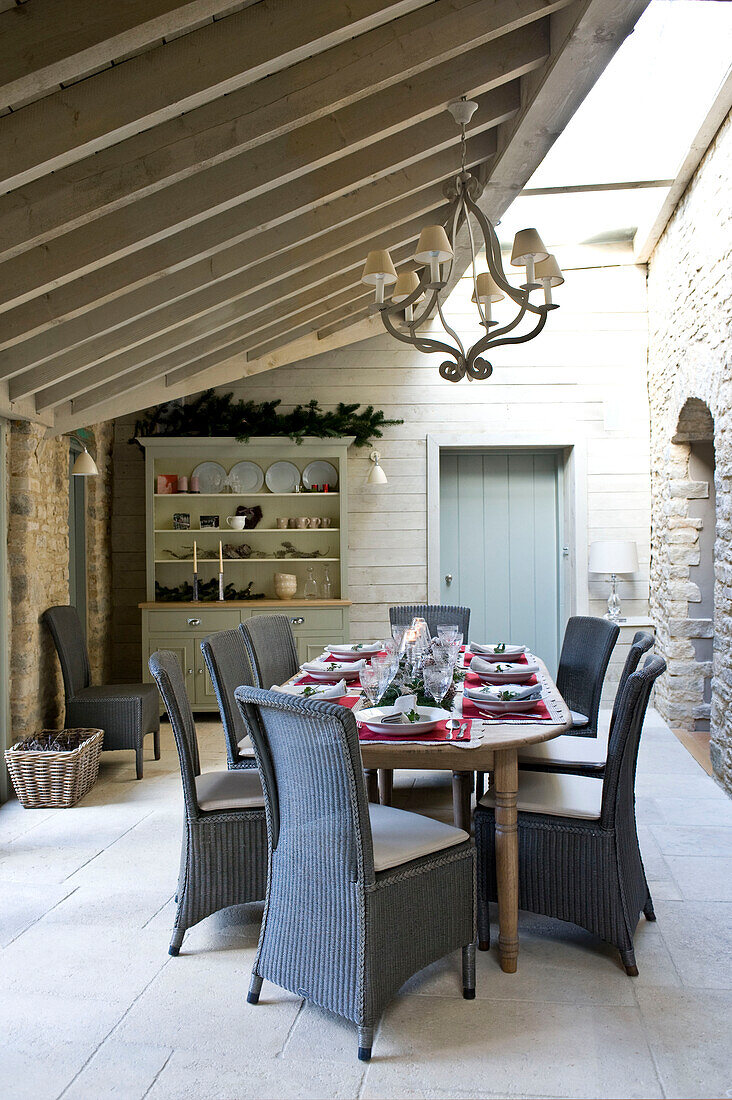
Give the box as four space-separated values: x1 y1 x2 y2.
361 98 564 382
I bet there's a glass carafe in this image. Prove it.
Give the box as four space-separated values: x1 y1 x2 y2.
322 565 333 600
303 566 318 599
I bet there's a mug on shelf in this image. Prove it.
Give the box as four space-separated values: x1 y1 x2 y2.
274 572 298 600
320 517 332 528
287 518 297 528
294 517 310 529
309 517 322 528
226 515 247 530
276 517 289 529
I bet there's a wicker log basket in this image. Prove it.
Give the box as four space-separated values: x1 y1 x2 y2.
5 728 104 808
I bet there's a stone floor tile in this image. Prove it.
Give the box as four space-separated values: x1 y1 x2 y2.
361 996 663 1099
63 1039 173 1100
0 882 75 945
650 823 732 856
636 986 732 1099
640 794 732 829
665 856 732 901
635 771 726 800
1 1040 98 1100
40 883 174 930
654 899 732 988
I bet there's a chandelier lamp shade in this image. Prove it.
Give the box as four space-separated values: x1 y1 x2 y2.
361 98 563 382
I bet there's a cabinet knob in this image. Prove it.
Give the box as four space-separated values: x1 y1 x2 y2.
197 668 203 675
290 616 305 625
186 668 193 676
187 617 201 627
444 573 453 586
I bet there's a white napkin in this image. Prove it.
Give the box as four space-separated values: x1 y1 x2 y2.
470 655 540 676
471 642 526 657
464 683 542 702
272 679 348 699
328 642 382 655
302 658 366 673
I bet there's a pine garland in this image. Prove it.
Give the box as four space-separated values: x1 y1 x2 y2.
133 391 402 447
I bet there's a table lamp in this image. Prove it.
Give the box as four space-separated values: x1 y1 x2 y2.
588 540 638 622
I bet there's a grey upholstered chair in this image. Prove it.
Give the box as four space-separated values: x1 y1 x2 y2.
518 630 655 776
555 615 620 737
235 685 476 1062
43 604 160 779
239 614 299 689
148 651 267 956
476 654 666 976
389 604 471 643
200 629 257 770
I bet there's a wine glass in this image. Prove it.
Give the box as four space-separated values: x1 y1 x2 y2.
370 654 394 698
391 623 407 654
437 623 459 642
360 665 384 708
423 663 453 712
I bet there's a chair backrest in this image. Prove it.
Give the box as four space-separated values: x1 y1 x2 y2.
555 615 619 735
148 650 201 814
42 605 91 699
389 604 471 642
200 629 256 767
235 686 373 999
600 654 666 828
239 615 299 689
610 630 654 734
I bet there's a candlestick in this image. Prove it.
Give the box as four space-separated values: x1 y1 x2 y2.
192 572 199 602
218 572 225 601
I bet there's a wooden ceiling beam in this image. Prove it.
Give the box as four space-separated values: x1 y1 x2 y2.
0 25 547 311
0 1 251 112
0 95 514 350
0 0 569 258
7 184 455 399
0 0 432 192
33 229 428 409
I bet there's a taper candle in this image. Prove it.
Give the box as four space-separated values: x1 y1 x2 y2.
219 539 223 571
193 540 197 571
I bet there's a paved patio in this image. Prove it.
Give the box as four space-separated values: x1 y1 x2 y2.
1 708 731 1100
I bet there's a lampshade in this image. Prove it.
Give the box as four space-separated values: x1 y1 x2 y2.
361 249 397 286
588 540 638 575
535 253 564 287
72 448 99 476
414 225 453 264
471 271 504 304
366 450 388 485
510 228 549 266
391 271 422 303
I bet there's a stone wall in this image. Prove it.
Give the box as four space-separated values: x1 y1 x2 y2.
647 108 732 793
6 420 114 746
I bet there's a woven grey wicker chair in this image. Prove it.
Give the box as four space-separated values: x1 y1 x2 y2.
518 630 655 777
476 653 666 976
200 629 257 770
555 615 620 737
239 614 299 689
235 685 476 1062
148 651 267 956
43 604 160 779
389 604 471 642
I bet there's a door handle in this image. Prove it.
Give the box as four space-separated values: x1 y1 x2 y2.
187 617 201 627
444 573 453 586
290 616 305 625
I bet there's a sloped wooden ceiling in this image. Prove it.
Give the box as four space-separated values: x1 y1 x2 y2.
0 0 648 434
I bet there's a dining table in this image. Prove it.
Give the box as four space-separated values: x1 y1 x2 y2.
283 652 571 974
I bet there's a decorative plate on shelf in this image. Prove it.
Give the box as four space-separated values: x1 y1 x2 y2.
191 461 227 493
302 460 338 490
265 460 301 493
227 460 264 493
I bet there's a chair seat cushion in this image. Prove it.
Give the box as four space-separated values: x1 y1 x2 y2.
478 770 603 821
68 682 160 742
195 769 264 812
570 710 590 728
518 731 607 768
369 803 469 872
237 735 255 758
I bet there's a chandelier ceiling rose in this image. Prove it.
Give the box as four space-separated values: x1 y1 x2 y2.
361 100 564 382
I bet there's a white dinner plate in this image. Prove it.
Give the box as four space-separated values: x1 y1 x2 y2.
302 460 338 491
227 460 264 493
470 643 527 662
467 697 542 715
327 642 382 659
356 705 446 736
191 461 227 493
265 460 301 493
301 660 363 681
473 663 540 685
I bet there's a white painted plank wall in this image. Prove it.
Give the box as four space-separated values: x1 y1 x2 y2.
223 256 652 666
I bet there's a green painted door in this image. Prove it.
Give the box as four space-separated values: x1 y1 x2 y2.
440 450 562 673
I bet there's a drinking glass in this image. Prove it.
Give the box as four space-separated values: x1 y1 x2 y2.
437 623 459 642
391 624 407 654
360 665 383 708
370 654 394 696
423 664 453 711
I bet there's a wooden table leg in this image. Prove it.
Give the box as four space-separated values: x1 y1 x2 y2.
452 771 472 832
378 768 393 805
494 749 519 973
364 769 379 803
